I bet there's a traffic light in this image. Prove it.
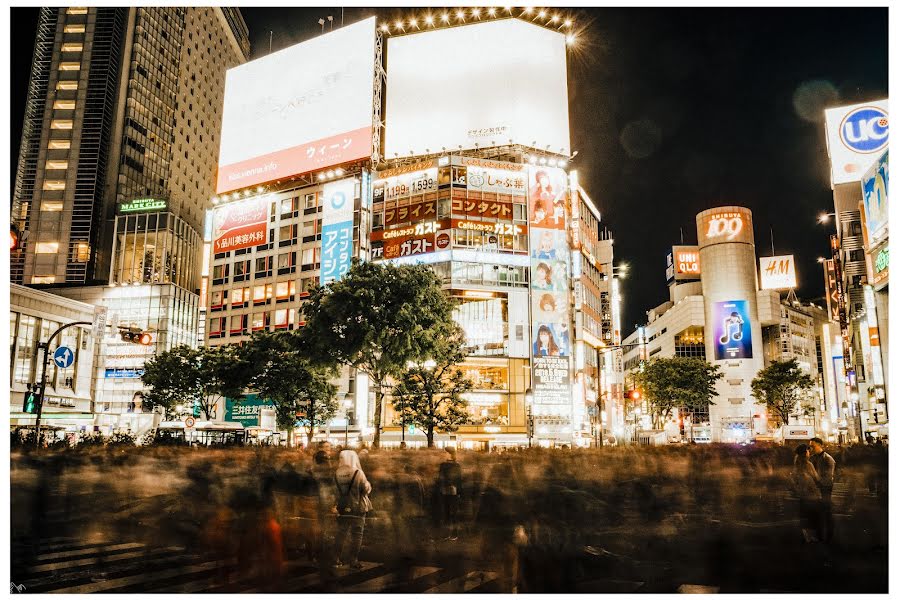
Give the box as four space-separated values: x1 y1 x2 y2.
22 384 39 414
119 327 153 345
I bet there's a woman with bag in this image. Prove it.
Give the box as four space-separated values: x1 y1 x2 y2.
333 450 372 569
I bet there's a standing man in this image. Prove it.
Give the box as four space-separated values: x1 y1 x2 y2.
438 447 463 541
809 437 836 543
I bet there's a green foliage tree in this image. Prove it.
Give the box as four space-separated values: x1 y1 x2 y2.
633 357 723 428
141 345 243 420
234 331 339 447
391 324 472 447
751 358 816 427
302 261 458 448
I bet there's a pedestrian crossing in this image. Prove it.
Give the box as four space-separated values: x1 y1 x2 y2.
10 537 502 593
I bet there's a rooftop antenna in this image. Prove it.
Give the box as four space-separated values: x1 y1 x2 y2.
770 227 775 256
680 227 684 244
269 31 273 53
341 7 344 27
318 18 325 33
328 15 334 31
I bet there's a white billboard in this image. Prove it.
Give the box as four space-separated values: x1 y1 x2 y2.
217 17 376 194
385 19 570 159
759 255 797 290
824 99 888 187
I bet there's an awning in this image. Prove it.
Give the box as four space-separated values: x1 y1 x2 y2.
10 412 95 421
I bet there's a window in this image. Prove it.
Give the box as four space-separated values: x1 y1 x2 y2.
59 62 81 71
45 160 69 170
302 221 316 237
301 248 315 266
229 314 246 333
48 139 71 149
275 281 295 299
209 317 223 335
233 260 247 277
42 180 66 191
64 24 86 33
35 242 60 254
251 312 268 330
51 120 73 130
13 315 37 384
212 264 227 280
848 249 865 262
274 309 289 328
211 290 224 308
255 256 270 273
56 81 78 91
305 194 317 209
52 100 76 110
73 242 89 263
230 287 248 305
41 201 64 212
278 252 294 269
61 42 83 52
66 6 88 14
253 284 271 303
31 275 56 284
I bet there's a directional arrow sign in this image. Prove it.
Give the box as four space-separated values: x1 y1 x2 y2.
53 346 75 369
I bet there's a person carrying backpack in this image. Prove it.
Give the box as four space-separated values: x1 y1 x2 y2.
333 450 372 569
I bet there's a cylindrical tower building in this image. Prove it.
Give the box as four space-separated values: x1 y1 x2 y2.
696 206 766 442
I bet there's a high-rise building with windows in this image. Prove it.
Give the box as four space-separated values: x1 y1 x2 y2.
12 7 249 288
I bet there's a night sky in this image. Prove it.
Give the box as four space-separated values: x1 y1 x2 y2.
10 7 888 333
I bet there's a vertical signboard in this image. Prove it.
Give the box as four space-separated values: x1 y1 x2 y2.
212 196 269 253
528 165 572 436
320 178 356 285
861 150 889 248
713 300 753 360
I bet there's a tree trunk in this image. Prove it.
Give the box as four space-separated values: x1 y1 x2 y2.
306 424 315 448
373 380 383 449
427 426 434 448
286 427 293 448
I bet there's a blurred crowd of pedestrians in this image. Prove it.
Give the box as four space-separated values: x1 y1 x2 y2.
11 441 888 592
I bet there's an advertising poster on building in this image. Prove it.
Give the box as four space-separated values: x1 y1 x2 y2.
212 196 268 253
216 18 376 193
824 100 888 186
759 255 797 290
713 300 753 360
861 150 888 248
320 178 356 284
528 164 573 426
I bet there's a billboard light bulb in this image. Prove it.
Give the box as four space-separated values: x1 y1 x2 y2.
472 8 480 18
327 170 335 178
318 173 326 181
409 18 417 28
425 14 433 25
456 9 465 20
538 10 546 18
441 12 450 22
488 8 496 16
380 23 389 32
566 34 577 46
395 20 403 29
564 19 572 27
551 14 559 23
335 167 344 176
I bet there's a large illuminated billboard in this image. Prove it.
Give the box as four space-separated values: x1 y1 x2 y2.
320 178 356 285
861 150 888 248
217 17 376 194
824 99 888 187
385 19 570 159
713 300 753 360
759 255 797 290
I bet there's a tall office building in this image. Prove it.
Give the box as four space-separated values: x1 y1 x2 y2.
12 6 249 289
11 7 249 434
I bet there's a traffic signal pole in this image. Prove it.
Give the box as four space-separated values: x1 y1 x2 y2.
33 321 92 447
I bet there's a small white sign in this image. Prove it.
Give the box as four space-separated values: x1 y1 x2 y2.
92 306 108 341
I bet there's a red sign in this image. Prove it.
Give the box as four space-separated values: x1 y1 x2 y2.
216 126 372 194
213 197 269 252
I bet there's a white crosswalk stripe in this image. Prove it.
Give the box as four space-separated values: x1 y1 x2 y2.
13 537 502 593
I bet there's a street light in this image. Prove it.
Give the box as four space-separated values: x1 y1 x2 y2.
342 395 353 447
525 388 534 447
818 212 835 224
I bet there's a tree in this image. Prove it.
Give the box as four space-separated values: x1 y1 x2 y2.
751 359 815 427
142 345 243 419
391 324 473 447
302 261 458 448
234 331 339 447
633 357 723 428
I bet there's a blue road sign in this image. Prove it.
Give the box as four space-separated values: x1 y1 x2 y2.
53 346 75 369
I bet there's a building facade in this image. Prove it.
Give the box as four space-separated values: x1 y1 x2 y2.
10 284 98 435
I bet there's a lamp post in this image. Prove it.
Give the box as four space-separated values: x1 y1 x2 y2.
343 395 353 447
525 388 534 447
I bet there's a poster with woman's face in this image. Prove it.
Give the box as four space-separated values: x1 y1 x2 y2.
528 166 568 230
531 229 567 260
533 290 567 323
531 322 570 357
531 260 567 291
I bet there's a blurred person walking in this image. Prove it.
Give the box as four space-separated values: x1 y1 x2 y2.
333 450 372 569
809 437 836 543
791 444 822 543
438 447 463 540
